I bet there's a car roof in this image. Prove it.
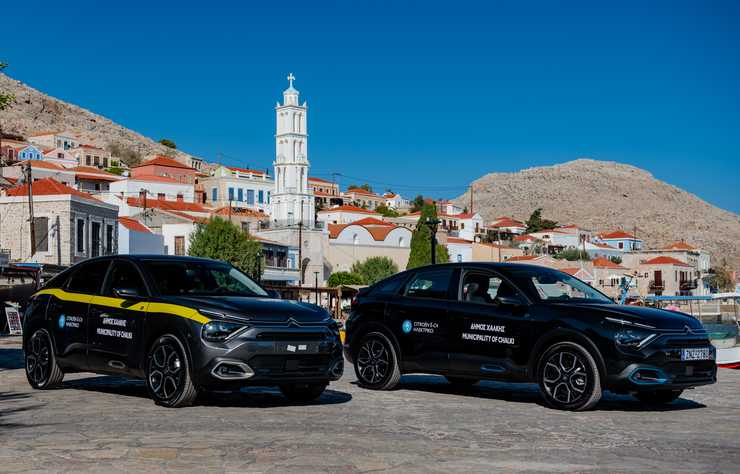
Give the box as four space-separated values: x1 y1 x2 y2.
406 262 560 272
75 254 224 265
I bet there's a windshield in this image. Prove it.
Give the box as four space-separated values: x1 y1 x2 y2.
507 267 613 304
143 260 268 297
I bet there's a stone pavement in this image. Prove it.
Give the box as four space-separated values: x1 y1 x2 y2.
1 335 739 473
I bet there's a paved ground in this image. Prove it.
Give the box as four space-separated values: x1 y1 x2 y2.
1 336 739 473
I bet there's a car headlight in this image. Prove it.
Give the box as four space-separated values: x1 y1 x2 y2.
201 320 248 342
614 329 656 349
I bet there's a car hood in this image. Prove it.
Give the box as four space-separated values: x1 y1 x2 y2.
159 295 331 324
551 302 703 330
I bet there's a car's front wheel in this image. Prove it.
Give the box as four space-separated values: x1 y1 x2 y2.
354 331 401 390
634 389 683 404
537 341 602 411
25 329 64 389
279 383 327 402
145 334 197 408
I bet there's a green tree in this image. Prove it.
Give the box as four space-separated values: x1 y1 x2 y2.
410 195 425 212
348 183 373 192
609 255 622 265
525 208 558 233
375 203 399 217
327 271 365 287
188 217 262 278
159 138 177 149
0 62 14 112
708 260 736 292
553 248 591 261
406 203 449 269
351 256 399 285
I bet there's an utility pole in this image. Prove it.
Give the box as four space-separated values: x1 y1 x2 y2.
228 198 232 222
26 161 36 256
142 189 148 227
469 185 473 214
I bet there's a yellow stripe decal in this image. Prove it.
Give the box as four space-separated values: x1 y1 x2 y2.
34 289 210 325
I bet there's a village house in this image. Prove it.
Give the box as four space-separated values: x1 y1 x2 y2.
471 241 525 262
109 174 195 203
591 257 630 299
41 147 78 167
117 216 165 255
341 187 385 210
27 131 80 151
200 164 273 213
383 192 410 211
637 255 698 297
317 204 381 225
0 139 29 165
486 216 527 240
16 144 44 161
309 176 342 210
560 266 596 285
594 230 643 251
210 206 269 234
326 217 412 273
68 144 114 169
252 235 300 287
0 178 118 265
1 160 76 187
73 166 122 193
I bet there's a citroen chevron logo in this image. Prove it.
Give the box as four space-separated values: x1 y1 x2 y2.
287 317 301 327
684 325 694 334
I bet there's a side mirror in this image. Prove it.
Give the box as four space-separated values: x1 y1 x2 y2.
496 295 524 306
113 287 142 299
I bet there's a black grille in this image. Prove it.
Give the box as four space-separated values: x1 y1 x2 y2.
664 337 712 347
249 355 332 376
256 332 327 341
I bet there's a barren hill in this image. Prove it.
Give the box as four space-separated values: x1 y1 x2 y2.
0 73 201 166
455 159 740 271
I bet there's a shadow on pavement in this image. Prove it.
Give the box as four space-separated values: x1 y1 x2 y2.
0 348 24 371
0 391 43 429
64 375 352 408
387 375 705 412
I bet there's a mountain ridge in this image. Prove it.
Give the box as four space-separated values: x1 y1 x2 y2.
456 159 740 271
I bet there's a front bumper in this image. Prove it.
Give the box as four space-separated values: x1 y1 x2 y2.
190 323 344 388
606 334 717 392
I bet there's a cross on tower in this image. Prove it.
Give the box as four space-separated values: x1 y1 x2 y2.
287 73 295 87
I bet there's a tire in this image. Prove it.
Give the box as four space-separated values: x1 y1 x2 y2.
537 341 602 411
354 331 401 390
279 383 327 402
634 389 683 405
445 376 479 387
145 334 197 408
25 329 64 389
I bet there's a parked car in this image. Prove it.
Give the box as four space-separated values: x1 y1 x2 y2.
344 263 716 411
23 255 343 407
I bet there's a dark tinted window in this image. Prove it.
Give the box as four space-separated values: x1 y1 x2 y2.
142 260 268 297
106 261 147 297
373 273 408 295
66 259 110 294
404 269 453 300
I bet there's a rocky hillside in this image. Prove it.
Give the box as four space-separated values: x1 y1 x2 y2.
0 73 201 166
456 159 740 271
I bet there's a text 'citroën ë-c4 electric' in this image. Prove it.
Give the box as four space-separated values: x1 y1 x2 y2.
344 263 716 411
23 255 344 407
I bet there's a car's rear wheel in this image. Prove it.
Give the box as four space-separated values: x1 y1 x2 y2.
634 389 683 404
279 383 327 402
25 329 64 389
537 341 602 411
445 376 479 387
354 331 401 390
145 334 197 408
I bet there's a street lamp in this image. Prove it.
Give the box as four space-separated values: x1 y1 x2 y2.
425 216 441 265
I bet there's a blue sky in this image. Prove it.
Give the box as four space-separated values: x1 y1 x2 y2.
3 0 739 213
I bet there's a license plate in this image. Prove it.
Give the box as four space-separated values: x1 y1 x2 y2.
278 342 317 354
680 347 713 361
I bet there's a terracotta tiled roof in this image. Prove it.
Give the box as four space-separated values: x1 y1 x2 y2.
590 242 617 249
128 174 181 183
599 230 638 240
592 257 626 269
664 241 696 251
211 207 267 218
313 189 336 197
161 210 209 223
560 267 594 279
327 223 347 239
133 155 195 170
73 166 122 182
489 217 525 228
447 237 473 244
308 176 332 184
78 144 104 150
118 217 152 233
5 177 98 202
226 166 267 176
329 217 407 241
346 187 380 197
317 205 378 215
350 217 391 226
514 234 538 242
16 160 68 171
507 255 539 262
126 197 209 213
642 256 691 266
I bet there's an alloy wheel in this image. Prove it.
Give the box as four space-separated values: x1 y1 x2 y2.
148 343 184 401
26 332 51 386
356 338 390 385
542 350 588 404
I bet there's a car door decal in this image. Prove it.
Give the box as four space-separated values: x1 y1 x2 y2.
34 289 210 324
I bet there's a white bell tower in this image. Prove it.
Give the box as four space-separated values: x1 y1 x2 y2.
272 73 314 228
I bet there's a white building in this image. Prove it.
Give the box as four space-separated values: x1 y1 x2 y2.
117 217 164 254
200 165 273 213
326 217 412 273
317 205 381 225
271 74 314 227
383 192 411 211
27 131 80 151
109 175 195 203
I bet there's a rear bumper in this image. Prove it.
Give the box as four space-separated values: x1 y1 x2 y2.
190 325 344 388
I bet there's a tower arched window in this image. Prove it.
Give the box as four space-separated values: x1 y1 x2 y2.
353 234 359 245
293 113 299 133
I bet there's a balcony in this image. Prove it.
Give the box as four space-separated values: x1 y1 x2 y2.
649 280 665 291
680 279 698 290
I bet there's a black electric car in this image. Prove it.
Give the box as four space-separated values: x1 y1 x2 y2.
344 263 716 411
23 255 343 407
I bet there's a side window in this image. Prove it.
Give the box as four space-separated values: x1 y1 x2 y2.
461 272 519 305
66 260 111 295
105 261 147 297
373 274 407 295
404 269 453 300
